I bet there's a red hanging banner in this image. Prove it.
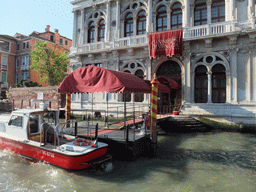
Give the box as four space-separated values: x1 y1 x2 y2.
148 29 183 58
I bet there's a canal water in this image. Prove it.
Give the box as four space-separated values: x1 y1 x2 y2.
0 131 256 192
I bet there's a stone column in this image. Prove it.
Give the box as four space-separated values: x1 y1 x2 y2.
95 24 99 42
167 10 171 30
72 10 78 47
181 6 186 28
184 0 190 28
134 16 137 35
230 0 235 21
80 9 85 45
247 49 252 102
230 48 238 103
206 1 212 25
190 3 194 27
116 0 121 38
249 0 254 18
84 27 88 44
106 0 111 42
248 0 255 28
147 0 153 32
191 71 195 103
226 71 231 103
207 71 212 103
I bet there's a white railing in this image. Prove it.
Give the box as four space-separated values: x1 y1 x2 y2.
183 21 234 39
1 82 8 88
114 34 148 48
76 21 239 53
21 65 29 71
77 41 114 53
1 65 7 70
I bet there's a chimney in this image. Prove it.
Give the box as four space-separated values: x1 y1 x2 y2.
54 29 59 34
45 25 50 32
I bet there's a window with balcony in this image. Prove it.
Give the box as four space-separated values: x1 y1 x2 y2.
194 65 208 103
156 6 167 31
137 10 146 35
211 0 225 23
212 64 226 103
125 13 134 37
16 74 19 84
1 72 6 82
171 3 182 29
1 56 7 70
22 56 29 70
98 19 105 42
22 72 29 80
194 0 207 26
88 21 95 43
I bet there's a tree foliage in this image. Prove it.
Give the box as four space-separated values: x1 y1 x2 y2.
30 40 69 86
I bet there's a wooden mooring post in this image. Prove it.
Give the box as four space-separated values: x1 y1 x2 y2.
150 74 159 156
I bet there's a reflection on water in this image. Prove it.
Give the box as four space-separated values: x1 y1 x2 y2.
0 132 256 192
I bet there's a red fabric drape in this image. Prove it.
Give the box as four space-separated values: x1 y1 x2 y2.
148 29 183 58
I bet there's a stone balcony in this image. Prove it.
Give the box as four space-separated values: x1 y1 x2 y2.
71 20 256 56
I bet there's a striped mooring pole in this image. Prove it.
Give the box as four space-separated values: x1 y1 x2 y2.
66 92 71 127
150 73 159 156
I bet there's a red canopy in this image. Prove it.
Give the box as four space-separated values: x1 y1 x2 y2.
157 77 179 89
144 80 170 93
58 66 151 93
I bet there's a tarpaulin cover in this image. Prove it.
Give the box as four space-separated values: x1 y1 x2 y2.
148 29 183 58
58 66 151 93
157 77 179 89
144 80 170 93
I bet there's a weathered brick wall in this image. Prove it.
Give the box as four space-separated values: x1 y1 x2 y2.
8 86 62 110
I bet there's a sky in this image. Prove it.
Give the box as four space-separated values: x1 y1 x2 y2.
0 0 73 39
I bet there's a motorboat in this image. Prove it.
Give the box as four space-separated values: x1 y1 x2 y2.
0 99 112 171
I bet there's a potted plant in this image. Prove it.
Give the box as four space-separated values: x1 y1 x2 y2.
172 98 179 115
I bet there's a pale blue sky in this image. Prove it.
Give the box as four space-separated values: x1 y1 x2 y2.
0 0 73 39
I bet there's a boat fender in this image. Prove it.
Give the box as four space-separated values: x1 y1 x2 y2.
73 138 91 146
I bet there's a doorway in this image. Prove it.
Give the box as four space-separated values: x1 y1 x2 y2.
156 60 181 112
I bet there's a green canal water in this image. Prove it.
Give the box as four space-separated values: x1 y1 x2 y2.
0 131 256 192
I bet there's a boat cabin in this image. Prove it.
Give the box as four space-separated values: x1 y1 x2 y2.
2 109 59 143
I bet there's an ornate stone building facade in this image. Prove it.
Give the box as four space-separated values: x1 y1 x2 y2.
69 0 256 125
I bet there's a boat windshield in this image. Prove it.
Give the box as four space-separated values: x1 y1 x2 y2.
43 111 57 126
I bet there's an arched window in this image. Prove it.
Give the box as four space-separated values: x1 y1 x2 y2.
194 0 207 26
212 64 226 103
98 19 105 42
137 10 146 35
195 65 208 103
125 13 134 37
211 0 225 23
171 3 182 29
156 6 167 31
88 21 95 43
134 69 144 102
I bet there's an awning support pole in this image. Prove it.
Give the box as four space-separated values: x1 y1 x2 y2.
66 92 71 128
124 93 128 147
92 92 93 125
